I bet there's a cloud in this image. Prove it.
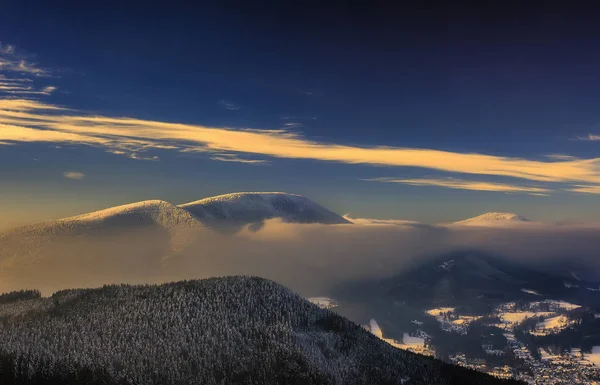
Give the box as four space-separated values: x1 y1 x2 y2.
567 185 600 194
545 154 579 161
364 177 551 194
129 153 160 161
0 43 49 76
574 134 600 141
1 99 600 192
0 85 57 95
63 171 86 180
210 155 269 164
2 218 600 295
218 100 240 111
283 122 303 128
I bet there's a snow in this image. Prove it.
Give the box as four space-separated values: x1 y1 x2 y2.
439 260 455 270
450 212 531 226
402 333 425 347
537 315 571 330
180 192 351 225
4 192 349 238
564 281 580 289
498 311 554 324
63 200 201 229
544 300 580 311
10 200 203 237
583 346 600 367
368 319 431 354
369 319 383 338
521 288 541 296
452 316 482 325
540 348 561 361
426 307 455 316
307 297 337 309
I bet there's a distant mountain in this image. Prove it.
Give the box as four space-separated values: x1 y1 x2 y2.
0 192 349 293
180 192 350 231
4 200 202 238
340 251 600 312
447 212 531 226
0 277 523 385
2 192 349 237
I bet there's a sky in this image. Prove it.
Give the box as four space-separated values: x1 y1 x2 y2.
1 2 600 228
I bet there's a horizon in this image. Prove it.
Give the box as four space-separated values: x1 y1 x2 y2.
3 189 599 231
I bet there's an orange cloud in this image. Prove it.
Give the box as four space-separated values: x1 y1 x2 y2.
1 99 600 191
365 177 551 194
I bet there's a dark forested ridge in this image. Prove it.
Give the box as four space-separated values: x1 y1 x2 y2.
0 277 524 385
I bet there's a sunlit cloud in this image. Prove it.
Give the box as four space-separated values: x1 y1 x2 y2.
0 85 57 96
63 171 86 180
364 177 552 194
1 99 600 192
567 185 600 194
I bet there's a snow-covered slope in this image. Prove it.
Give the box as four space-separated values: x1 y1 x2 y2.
180 192 351 226
449 212 531 226
5 200 202 237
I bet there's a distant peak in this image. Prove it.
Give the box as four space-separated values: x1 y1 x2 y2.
180 191 350 226
452 212 531 225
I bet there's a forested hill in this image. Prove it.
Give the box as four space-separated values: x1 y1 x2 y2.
0 277 524 385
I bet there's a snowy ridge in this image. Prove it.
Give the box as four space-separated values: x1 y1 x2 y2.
5 200 202 238
2 192 350 238
180 192 351 225
60 200 201 229
449 212 531 226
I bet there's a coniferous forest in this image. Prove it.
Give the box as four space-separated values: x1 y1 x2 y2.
0 276 525 385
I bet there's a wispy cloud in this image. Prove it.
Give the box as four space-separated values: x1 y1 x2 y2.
545 154 579 161
1 99 600 193
364 177 552 194
129 153 160 161
0 85 57 96
63 171 86 180
210 154 269 165
0 43 49 76
574 134 600 141
218 100 240 111
567 185 600 194
283 122 303 128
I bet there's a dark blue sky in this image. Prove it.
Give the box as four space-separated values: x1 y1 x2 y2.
1 1 599 226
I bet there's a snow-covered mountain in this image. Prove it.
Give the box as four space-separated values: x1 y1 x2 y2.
0 192 351 293
180 192 351 228
448 212 531 226
2 192 349 238
5 200 202 238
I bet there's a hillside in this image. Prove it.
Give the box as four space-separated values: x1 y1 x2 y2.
180 192 351 231
3 200 202 238
0 277 523 385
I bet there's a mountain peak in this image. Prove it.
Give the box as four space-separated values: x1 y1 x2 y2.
180 192 351 225
452 212 531 226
